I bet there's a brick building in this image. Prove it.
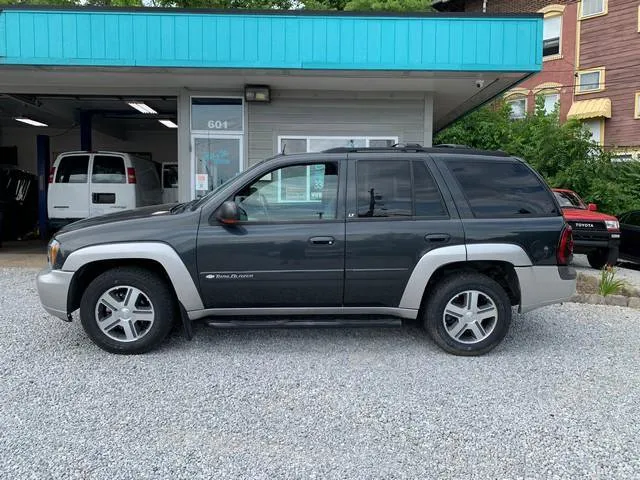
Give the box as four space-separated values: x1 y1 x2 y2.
434 0 640 159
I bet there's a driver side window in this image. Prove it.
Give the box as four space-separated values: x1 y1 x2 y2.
233 162 339 222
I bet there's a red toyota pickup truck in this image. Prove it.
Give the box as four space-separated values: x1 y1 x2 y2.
552 188 620 269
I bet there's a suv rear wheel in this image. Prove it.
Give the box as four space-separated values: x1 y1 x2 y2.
80 267 176 354
424 273 512 356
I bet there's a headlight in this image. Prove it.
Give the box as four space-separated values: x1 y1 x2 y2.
48 239 60 267
605 220 620 231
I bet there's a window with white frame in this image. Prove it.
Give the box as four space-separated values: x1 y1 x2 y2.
581 0 606 18
635 92 640 119
272 136 398 203
278 136 399 154
612 153 634 163
234 162 339 218
507 97 527 119
541 92 560 115
576 69 604 93
543 15 561 57
583 119 602 145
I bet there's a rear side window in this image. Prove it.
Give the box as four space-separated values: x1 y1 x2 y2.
413 161 447 217
446 159 558 218
357 160 412 217
92 155 126 184
54 155 89 183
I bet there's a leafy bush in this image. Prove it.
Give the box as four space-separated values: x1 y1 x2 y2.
435 98 640 215
599 266 626 297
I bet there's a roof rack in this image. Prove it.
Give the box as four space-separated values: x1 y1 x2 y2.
321 143 510 157
433 143 471 149
323 143 428 153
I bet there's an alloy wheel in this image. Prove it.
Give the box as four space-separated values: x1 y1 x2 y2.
442 290 498 344
94 286 155 342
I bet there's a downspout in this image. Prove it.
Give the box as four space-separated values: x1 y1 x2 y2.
483 0 487 13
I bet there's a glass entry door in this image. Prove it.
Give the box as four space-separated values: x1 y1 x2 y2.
192 135 242 198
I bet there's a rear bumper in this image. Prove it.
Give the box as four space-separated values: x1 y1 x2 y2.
516 265 576 313
36 267 73 321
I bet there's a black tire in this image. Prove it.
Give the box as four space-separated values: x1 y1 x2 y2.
587 249 609 270
423 273 512 356
80 267 177 354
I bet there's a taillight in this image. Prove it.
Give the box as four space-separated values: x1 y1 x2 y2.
48 167 56 183
127 167 137 184
557 225 574 266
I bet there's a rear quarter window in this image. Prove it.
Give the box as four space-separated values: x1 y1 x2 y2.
54 155 89 183
92 155 126 184
445 159 558 218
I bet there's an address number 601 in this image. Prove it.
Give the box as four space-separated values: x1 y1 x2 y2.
208 120 229 129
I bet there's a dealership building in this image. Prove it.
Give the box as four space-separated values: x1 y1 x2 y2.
0 6 542 233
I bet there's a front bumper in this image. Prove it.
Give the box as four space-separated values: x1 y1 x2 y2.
572 231 620 251
36 267 73 321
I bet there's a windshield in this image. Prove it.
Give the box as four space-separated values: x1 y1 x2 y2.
554 190 586 209
188 156 277 211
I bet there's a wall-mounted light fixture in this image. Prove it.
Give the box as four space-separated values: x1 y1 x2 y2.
244 85 271 103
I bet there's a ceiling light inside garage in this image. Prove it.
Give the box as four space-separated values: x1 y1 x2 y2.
127 102 157 114
15 117 48 127
159 119 178 128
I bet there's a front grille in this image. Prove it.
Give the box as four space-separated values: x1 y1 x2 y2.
568 221 607 232
572 231 610 242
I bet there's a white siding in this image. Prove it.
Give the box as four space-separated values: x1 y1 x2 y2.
247 92 428 165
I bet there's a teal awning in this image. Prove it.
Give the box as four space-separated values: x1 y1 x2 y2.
0 7 542 72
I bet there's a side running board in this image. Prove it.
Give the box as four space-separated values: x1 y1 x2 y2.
204 318 403 328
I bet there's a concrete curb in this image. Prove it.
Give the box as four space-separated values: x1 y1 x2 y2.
569 293 640 309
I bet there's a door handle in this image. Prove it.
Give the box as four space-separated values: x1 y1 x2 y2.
309 236 335 245
425 233 450 243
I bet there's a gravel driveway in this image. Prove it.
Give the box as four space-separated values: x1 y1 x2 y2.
1 267 639 479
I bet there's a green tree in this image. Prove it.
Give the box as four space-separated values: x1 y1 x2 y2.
0 0 295 7
0 0 432 12
151 0 296 8
342 0 432 11
87 0 144 6
435 97 640 214
305 0 433 10
0 0 144 5
303 0 347 9
0 0 75 5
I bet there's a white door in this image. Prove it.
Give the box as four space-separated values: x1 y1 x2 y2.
48 154 90 220
89 154 133 217
191 135 243 198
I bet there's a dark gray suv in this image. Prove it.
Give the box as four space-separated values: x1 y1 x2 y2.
37 145 576 356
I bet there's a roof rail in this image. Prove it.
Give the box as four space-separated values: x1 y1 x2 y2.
434 143 471 149
323 143 426 153
392 143 424 148
320 144 511 157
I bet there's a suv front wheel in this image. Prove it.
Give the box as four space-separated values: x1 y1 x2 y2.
80 267 177 354
424 273 512 356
